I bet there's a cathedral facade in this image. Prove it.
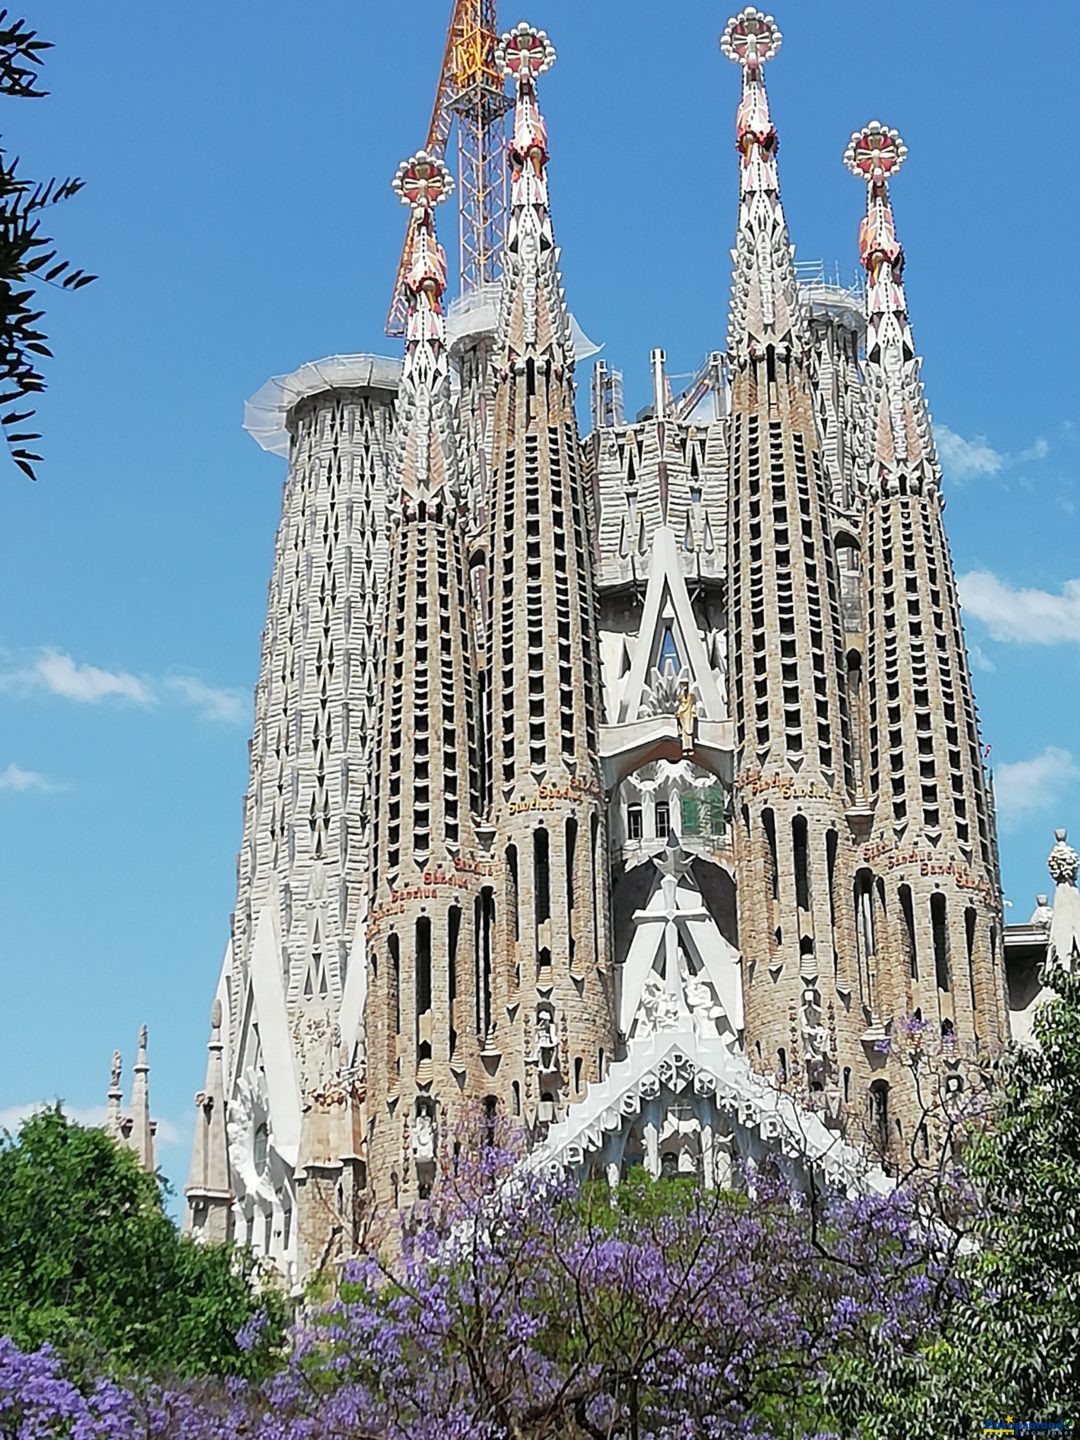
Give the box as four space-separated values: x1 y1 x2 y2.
184 9 1010 1287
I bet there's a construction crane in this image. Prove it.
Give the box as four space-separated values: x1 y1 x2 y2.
385 0 510 337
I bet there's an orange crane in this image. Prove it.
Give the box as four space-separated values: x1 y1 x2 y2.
385 0 510 337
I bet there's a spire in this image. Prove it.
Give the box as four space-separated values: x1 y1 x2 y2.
105 1049 123 1139
845 122 939 495
390 151 459 515
722 8 806 363
183 998 233 1241
127 1024 155 1172
493 22 573 370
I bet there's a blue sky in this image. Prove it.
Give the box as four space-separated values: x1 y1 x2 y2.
1 2 1077 1198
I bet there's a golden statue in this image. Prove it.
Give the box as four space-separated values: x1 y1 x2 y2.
675 678 696 756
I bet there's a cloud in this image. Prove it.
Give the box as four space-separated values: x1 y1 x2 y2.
0 761 60 793
936 425 1049 484
165 675 248 725
0 1101 181 1147
958 571 1080 644
33 649 153 705
1 648 247 725
968 643 996 674
993 746 1080 829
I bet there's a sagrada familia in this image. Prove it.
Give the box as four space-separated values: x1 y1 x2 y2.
173 9 1078 1286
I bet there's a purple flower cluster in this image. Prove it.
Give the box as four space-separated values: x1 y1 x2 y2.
0 1153 960 1440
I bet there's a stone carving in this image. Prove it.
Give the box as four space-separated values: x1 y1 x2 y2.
638 970 681 1035
292 1010 344 1104
227 1075 275 1205
1048 830 1078 887
682 962 726 1040
638 663 682 719
1030 894 1054 931
411 1109 436 1166
110 1050 122 1089
799 987 828 1078
534 1003 558 1072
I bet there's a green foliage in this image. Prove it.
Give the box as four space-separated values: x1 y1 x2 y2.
0 9 95 479
0 1106 287 1380
827 964 1080 1437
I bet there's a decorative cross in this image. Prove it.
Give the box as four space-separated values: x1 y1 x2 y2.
721 8 783 70
844 121 907 184
631 841 711 1016
496 22 556 83
392 151 454 217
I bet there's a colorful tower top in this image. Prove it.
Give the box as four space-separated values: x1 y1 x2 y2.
722 7 806 364
493 22 573 371
845 121 940 496
390 150 460 515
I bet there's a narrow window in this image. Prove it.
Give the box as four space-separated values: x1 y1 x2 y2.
869 1080 889 1150
931 892 950 993
793 814 810 911
900 884 917 980
763 809 779 899
506 843 519 941
389 933 401 1035
534 829 551 925
654 800 670 838
627 804 643 841
447 906 460 1058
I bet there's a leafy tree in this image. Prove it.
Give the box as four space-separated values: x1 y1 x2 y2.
0 8 94 480
826 962 1080 1437
0 1105 286 1380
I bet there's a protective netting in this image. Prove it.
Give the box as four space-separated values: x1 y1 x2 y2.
242 354 402 456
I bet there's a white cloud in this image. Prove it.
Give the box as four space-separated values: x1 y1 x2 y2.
993 746 1080 829
958 570 1080 644
0 1101 180 1147
936 426 1004 481
936 425 1050 484
165 675 248 725
0 761 60 793
1 648 246 725
33 649 153 705
968 643 996 674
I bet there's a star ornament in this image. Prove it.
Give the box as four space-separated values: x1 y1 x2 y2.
392 151 454 215
496 21 556 82
844 121 908 183
721 8 782 69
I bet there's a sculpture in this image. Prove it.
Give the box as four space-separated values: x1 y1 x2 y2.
1048 829 1079 887
411 1109 436 1166
800 987 829 1076
638 970 681 1035
535 1004 559 1071
675 678 697 756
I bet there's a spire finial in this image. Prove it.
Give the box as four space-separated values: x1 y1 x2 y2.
492 20 573 367
496 22 556 87
722 9 782 170
1049 828 1079 887
847 120 940 495
389 150 461 511
497 23 556 200
392 151 454 318
721 8 782 71
844 122 909 276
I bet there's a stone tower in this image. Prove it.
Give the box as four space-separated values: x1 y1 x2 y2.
183 5 1023 1280
483 23 615 1128
365 152 486 1210
183 351 400 1279
844 123 1006 1150
721 10 861 1103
